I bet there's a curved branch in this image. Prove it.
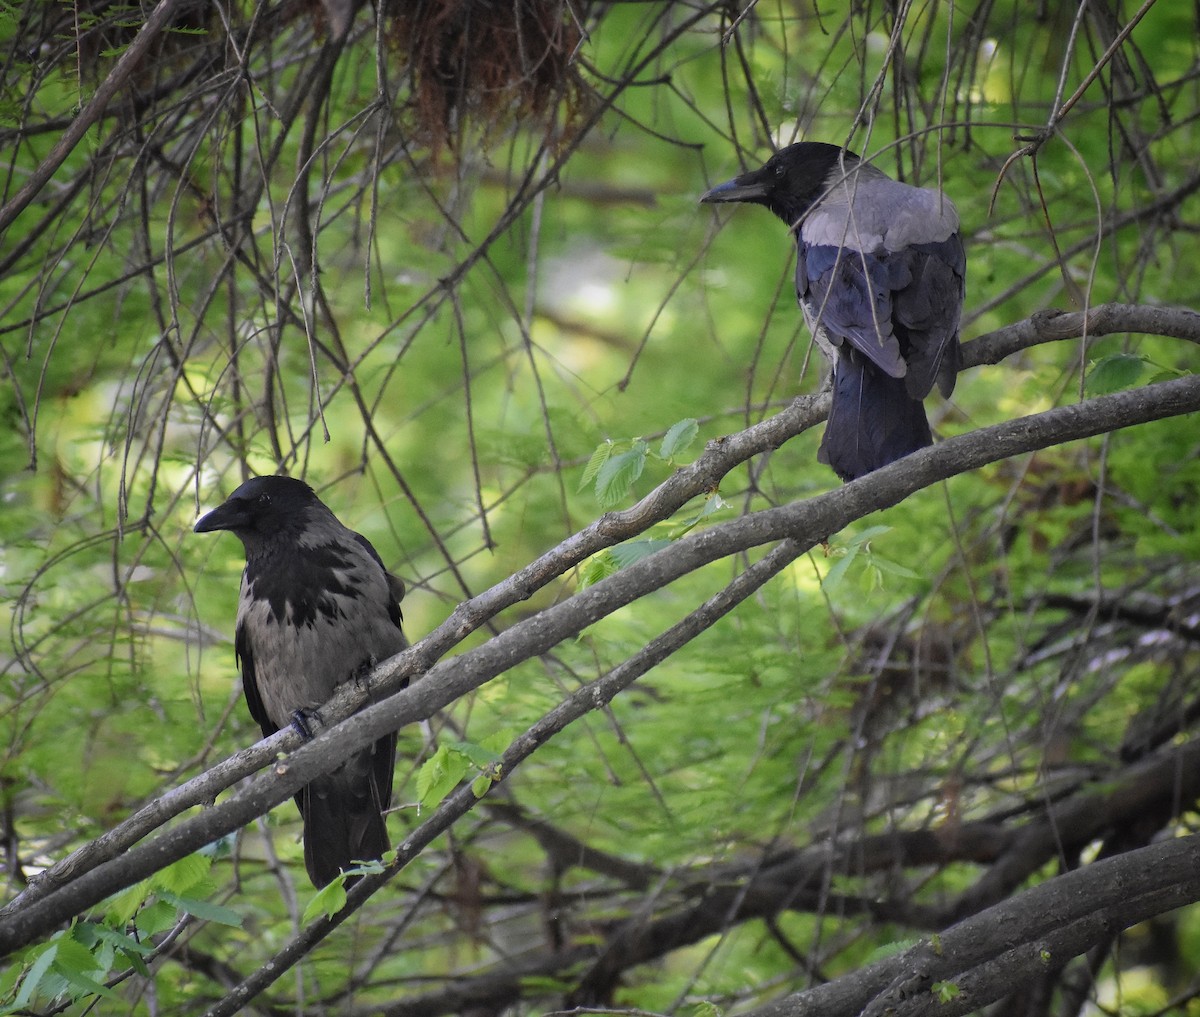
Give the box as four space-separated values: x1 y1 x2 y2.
961 303 1200 367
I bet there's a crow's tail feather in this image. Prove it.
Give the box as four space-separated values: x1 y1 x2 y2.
298 732 395 888
818 348 933 482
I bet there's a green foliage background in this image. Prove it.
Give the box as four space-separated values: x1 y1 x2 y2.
1 1 1199 1014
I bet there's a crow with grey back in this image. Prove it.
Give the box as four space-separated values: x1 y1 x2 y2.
195 475 407 887
701 141 965 481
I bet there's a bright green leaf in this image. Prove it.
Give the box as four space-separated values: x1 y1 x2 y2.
1085 352 1146 394
932 980 960 1003
151 852 211 896
447 739 504 769
610 538 672 569
157 891 242 927
659 417 699 460
580 551 620 587
417 744 472 809
134 900 178 937
302 880 347 924
12 941 58 1010
595 441 647 508
104 879 151 927
578 440 614 493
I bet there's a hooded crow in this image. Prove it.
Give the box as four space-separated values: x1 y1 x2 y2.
701 141 965 481
195 475 407 887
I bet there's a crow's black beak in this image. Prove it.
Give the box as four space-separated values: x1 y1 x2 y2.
700 168 771 205
194 499 248 534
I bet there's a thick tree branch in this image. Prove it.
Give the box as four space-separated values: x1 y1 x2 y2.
961 303 1200 367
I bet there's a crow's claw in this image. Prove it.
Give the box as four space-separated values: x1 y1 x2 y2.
291 709 322 739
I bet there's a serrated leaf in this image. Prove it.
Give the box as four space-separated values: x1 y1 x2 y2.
610 539 672 569
302 881 347 924
670 492 728 538
595 442 647 508
104 879 150 927
869 556 920 580
845 524 892 547
820 542 861 593
480 730 513 755
417 745 471 809
1148 367 1186 385
446 740 503 769
580 551 620 588
659 418 699 460
12 942 58 1009
134 900 177 937
932 980 961 1003
157 891 242 927
578 440 614 493
99 934 152 978
1085 352 1146 394
51 937 118 1001
151 853 211 896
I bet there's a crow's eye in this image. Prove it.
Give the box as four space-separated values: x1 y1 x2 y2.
774 161 786 178
258 494 271 505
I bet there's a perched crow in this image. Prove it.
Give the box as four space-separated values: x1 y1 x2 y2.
195 475 407 887
701 142 965 481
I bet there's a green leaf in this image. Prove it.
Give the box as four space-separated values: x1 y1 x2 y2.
51 937 118 1001
845 524 892 546
446 739 503 769
932 980 961 1003
693 1003 723 1017
134 900 178 937
156 891 242 927
151 852 211 896
480 730 513 755
12 941 58 1010
868 555 920 580
1085 352 1146 394
417 744 472 809
610 538 672 569
579 550 620 588
302 881 347 924
820 543 862 594
578 440 614 493
104 878 151 927
659 418 699 460
595 441 648 508
88 925 154 983
670 492 728 538
861 937 922 965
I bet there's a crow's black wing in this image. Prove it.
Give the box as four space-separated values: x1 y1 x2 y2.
353 530 405 631
234 585 278 739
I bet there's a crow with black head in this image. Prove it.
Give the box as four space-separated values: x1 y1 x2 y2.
195 475 407 887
